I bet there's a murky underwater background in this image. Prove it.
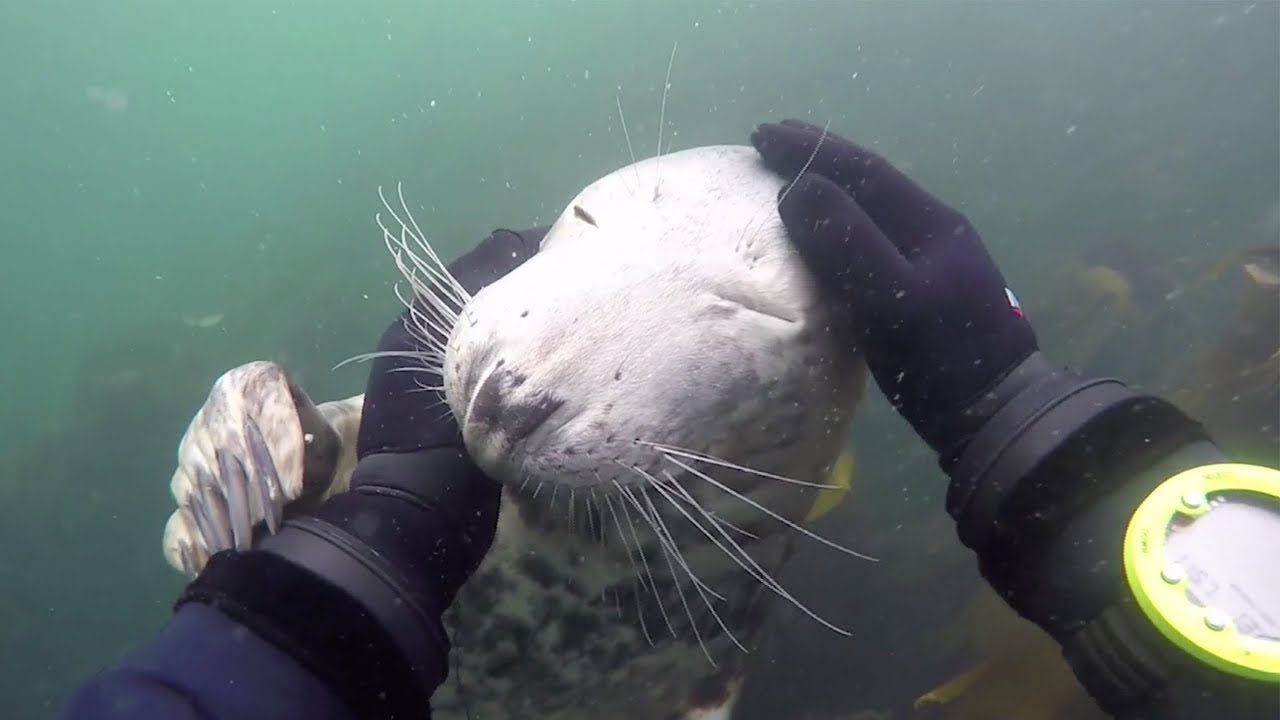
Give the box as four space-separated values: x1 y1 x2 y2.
0 1 1276 718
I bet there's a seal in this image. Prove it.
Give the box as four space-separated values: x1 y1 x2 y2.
162 144 870 720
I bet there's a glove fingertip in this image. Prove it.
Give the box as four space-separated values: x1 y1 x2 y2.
776 173 855 277
775 173 842 238
776 173 912 307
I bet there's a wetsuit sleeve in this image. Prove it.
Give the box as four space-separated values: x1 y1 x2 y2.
942 352 1214 634
60 603 353 720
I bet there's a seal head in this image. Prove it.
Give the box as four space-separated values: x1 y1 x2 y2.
443 145 862 506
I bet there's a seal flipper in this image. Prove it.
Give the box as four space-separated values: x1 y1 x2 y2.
162 361 363 578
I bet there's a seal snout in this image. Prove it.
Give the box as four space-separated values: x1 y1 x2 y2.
468 365 564 446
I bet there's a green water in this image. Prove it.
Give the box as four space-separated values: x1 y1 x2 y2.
0 1 1275 717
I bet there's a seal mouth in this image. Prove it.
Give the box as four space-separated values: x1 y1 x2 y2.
460 359 567 482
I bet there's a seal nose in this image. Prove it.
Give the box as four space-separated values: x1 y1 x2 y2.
469 367 564 443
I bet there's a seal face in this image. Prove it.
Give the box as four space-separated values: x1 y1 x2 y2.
425 145 868 719
445 145 859 494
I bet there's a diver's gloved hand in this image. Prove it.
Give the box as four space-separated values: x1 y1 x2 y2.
314 225 551 608
754 122 1265 719
750 120 1038 459
179 226 548 720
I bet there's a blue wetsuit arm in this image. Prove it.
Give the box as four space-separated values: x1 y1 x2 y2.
60 603 353 720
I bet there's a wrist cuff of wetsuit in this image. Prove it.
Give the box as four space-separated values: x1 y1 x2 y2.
173 452 477 720
943 351 1210 563
177 535 441 720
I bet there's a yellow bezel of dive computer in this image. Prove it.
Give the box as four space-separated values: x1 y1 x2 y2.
1122 462 1280 682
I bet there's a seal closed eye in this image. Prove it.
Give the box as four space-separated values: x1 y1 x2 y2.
573 204 599 227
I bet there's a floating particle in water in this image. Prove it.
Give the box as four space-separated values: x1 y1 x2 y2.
182 313 225 329
86 85 129 113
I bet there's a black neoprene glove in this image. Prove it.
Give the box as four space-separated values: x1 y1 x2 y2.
180 227 547 720
751 119 1039 460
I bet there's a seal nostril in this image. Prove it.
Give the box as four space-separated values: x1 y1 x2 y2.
470 368 564 443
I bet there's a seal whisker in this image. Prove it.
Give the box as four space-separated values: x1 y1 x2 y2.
640 468 760 541
587 486 600 544
429 405 455 425
335 291 448 373
395 266 460 322
596 486 611 604
604 492 658 645
613 473 726 603
613 485 674 644
334 278 450 381
389 267 458 358
616 480 719 665
776 120 829 208
393 182 460 298
331 349 423 371
656 468 850 638
394 279 456 344
395 385 437 401
376 183 470 370
382 358 439 370
378 182 469 307
636 482 725 665
662 455 879 564
639 470 753 653
419 396 449 412
382 227 462 328
568 486 577 534
638 440 843 490
385 365 444 381
614 93 641 195
652 41 678 202
385 361 445 380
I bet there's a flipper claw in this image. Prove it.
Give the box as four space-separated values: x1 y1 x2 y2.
192 464 232 553
243 415 284 533
160 361 361 576
177 539 198 581
216 447 255 551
